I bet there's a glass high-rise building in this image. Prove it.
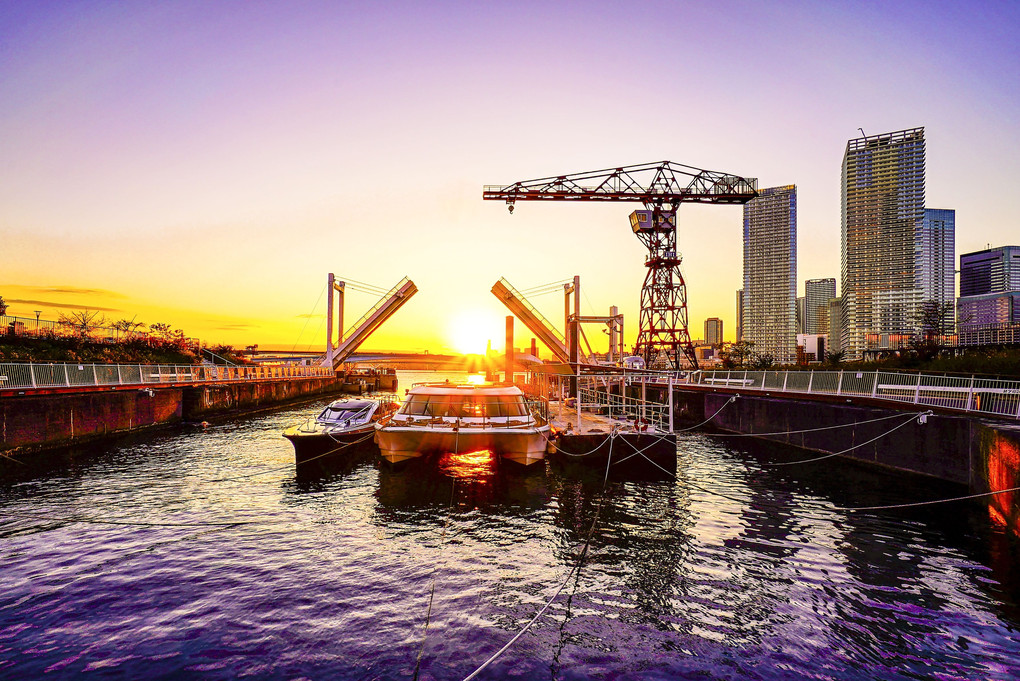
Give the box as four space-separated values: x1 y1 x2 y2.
735 289 744 342
958 245 1020 345
743 185 797 363
920 208 956 331
704 317 723 347
804 278 836 335
841 127 934 358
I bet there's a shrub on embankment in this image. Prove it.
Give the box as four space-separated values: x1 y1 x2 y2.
829 347 1020 378
0 335 210 365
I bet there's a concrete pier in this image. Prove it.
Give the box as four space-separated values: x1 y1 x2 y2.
694 390 1020 537
1 376 346 460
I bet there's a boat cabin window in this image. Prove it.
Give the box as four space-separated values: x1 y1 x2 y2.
399 394 529 418
402 396 429 415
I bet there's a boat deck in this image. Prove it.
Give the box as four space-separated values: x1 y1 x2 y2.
545 400 677 474
546 401 654 434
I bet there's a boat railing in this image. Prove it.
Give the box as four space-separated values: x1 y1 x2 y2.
576 381 670 432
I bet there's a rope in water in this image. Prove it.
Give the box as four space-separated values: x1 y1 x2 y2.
212 429 377 483
412 431 459 681
834 485 1020 512
460 437 615 681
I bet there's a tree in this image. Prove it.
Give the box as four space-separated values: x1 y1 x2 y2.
149 322 172 339
721 340 755 368
911 300 956 360
111 316 146 340
750 352 775 370
58 309 107 338
0 296 7 316
825 349 845 367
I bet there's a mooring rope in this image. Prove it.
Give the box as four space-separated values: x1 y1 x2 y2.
760 411 930 467
412 430 460 681
835 485 1020 512
212 430 377 483
460 438 615 681
674 396 737 432
0 511 260 528
704 409 922 438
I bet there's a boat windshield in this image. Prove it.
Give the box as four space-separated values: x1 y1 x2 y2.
318 402 373 423
400 394 529 418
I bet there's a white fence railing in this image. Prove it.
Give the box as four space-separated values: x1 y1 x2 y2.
0 362 333 392
685 369 1020 419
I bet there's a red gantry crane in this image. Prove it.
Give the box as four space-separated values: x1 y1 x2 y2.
483 161 757 370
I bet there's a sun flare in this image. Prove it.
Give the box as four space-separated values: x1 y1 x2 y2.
448 310 500 355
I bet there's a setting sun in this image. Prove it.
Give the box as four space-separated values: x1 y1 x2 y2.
448 310 501 355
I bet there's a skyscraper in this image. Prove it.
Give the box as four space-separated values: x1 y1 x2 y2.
743 185 797 363
735 289 743 342
704 317 723 347
841 127 929 358
958 245 1020 345
804 278 836 334
920 209 956 331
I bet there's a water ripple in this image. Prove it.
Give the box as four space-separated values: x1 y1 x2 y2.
0 381 1018 680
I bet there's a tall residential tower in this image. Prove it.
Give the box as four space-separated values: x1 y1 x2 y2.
743 185 797 363
804 278 836 335
841 127 947 358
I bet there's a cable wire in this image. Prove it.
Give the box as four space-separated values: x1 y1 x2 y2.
760 411 929 467
835 485 1020 512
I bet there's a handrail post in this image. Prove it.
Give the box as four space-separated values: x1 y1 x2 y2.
807 371 813 393
836 370 844 396
782 371 789 392
668 375 674 433
871 372 878 398
63 363 70 388
966 375 975 411
914 373 922 404
30 363 37 389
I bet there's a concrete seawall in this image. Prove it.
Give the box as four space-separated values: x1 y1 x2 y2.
700 391 1020 537
1 377 344 459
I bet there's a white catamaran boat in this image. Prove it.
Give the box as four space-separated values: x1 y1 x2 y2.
374 383 550 465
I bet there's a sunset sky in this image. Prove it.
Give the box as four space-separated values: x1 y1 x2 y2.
2 1 1017 354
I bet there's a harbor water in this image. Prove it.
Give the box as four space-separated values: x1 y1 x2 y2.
1 371 1018 680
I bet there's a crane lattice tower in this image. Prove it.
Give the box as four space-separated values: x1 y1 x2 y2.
483 161 757 370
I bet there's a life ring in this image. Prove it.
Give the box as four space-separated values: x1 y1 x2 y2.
634 418 649 433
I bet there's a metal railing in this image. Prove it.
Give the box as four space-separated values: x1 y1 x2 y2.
0 362 333 392
685 369 1020 419
578 382 670 432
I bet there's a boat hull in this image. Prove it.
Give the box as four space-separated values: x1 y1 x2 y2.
375 425 550 466
283 424 377 462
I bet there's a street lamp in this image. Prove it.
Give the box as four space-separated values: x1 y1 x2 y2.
34 310 41 334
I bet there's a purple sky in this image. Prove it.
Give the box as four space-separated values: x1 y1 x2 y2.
2 1 1017 350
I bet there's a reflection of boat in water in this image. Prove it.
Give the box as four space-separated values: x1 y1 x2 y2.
374 383 550 465
283 398 398 462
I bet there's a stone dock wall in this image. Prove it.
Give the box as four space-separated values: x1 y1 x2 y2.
698 391 1020 537
1 377 344 459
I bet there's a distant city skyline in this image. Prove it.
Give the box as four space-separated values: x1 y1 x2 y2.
1 2 1017 354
